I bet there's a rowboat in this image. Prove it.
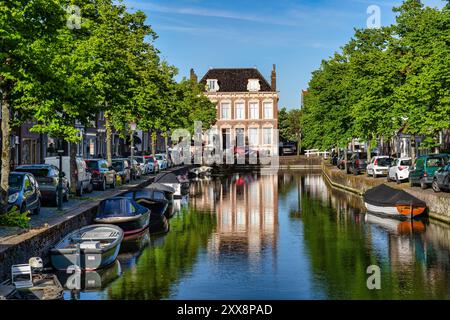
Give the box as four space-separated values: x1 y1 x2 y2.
363 184 427 220
95 197 151 236
50 224 123 271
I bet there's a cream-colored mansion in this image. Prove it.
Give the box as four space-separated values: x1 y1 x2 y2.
192 66 279 155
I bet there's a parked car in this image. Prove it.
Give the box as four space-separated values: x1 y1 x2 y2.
409 154 450 189
128 158 143 180
387 157 412 184
15 164 69 206
336 152 352 170
112 159 131 184
432 163 450 192
144 155 159 173
45 156 93 196
366 156 393 178
155 154 168 170
8 172 41 215
85 159 117 190
279 142 297 156
133 156 150 175
347 152 373 175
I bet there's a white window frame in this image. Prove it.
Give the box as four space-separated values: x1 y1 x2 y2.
207 79 219 92
263 127 272 145
249 101 259 120
235 102 245 120
263 101 273 119
221 102 231 120
248 127 259 146
247 79 261 92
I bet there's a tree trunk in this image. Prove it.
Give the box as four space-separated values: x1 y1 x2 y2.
367 137 372 163
0 86 11 214
105 112 112 167
297 132 301 156
70 142 78 195
164 132 169 157
151 131 157 157
344 148 348 173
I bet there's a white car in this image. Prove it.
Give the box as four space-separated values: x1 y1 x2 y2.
366 156 393 178
387 157 412 184
155 154 168 170
134 156 150 175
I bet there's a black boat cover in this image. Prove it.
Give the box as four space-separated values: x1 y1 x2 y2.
97 197 148 218
154 172 180 183
363 184 426 207
123 189 167 202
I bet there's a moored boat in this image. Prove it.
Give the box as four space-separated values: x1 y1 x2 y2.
122 189 168 218
363 184 427 220
95 197 151 236
148 182 175 204
50 224 123 271
154 172 183 198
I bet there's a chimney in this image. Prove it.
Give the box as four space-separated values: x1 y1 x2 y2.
271 64 277 91
190 68 198 83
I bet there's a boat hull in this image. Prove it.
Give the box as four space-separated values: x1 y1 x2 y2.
95 211 150 236
364 202 426 220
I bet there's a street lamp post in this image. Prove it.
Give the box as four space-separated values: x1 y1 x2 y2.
57 144 65 210
130 122 136 180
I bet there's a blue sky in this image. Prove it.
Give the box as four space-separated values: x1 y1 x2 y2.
123 0 445 109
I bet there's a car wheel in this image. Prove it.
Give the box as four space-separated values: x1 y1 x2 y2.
420 178 428 190
432 180 441 193
100 178 106 191
34 200 41 215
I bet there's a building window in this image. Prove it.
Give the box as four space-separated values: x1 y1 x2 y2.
247 79 260 92
263 128 272 145
207 79 219 92
221 103 231 119
235 102 245 120
249 102 259 119
249 128 258 146
263 102 273 119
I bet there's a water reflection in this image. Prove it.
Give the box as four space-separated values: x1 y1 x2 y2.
60 172 450 299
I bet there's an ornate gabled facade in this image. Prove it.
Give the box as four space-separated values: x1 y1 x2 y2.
194 66 279 155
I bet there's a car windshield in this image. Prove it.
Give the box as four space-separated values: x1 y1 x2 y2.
427 157 448 168
15 168 49 177
112 161 123 171
400 160 412 166
9 175 23 191
86 161 99 170
378 158 392 166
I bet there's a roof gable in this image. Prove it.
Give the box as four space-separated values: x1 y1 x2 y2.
199 68 273 92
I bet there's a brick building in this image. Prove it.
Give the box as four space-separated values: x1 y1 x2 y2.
194 66 279 155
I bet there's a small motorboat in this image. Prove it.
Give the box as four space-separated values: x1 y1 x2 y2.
50 224 123 271
363 184 427 220
122 189 168 218
147 182 175 204
154 172 183 198
95 197 151 236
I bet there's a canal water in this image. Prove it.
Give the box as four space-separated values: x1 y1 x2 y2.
61 172 450 300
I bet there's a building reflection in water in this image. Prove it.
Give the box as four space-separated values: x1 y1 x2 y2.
190 173 278 266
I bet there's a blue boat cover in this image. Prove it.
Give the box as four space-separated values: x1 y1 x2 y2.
97 197 148 218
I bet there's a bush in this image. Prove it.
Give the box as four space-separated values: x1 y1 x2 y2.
0 206 30 229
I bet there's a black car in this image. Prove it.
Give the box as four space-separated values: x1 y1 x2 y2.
8 172 41 214
347 152 375 175
432 163 450 192
280 142 297 156
15 164 69 206
85 159 117 190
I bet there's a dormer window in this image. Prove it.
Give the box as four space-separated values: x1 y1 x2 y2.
247 79 260 92
207 79 219 92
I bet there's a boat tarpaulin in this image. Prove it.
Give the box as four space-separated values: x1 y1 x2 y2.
97 197 148 218
154 172 180 184
363 184 426 207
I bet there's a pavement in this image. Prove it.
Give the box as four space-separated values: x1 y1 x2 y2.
0 167 183 243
